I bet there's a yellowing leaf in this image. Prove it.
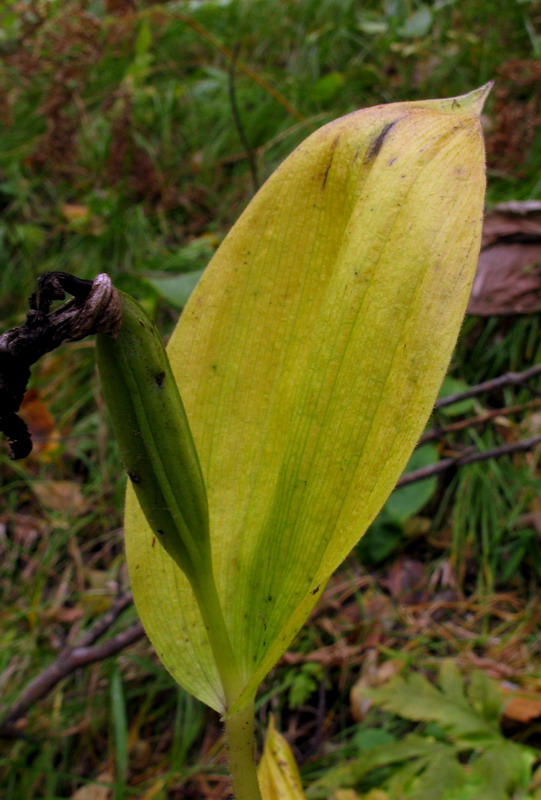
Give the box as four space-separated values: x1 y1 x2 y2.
125 87 489 712
257 715 307 799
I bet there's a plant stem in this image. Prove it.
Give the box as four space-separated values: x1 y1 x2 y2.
190 566 262 800
190 563 244 705
224 697 261 800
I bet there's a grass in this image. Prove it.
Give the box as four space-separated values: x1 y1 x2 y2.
1 0 541 797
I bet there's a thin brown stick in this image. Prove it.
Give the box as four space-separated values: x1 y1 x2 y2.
75 591 134 648
0 593 143 730
434 364 541 410
420 397 541 444
398 436 541 488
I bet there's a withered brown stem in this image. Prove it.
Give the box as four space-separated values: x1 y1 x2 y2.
0 272 120 459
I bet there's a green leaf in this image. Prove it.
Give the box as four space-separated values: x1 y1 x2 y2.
352 728 396 750
307 734 451 797
384 444 438 523
311 72 346 105
437 376 475 417
357 16 389 35
356 517 402 565
364 664 501 746
467 669 503 724
412 752 465 800
398 6 433 38
125 89 489 712
287 662 324 709
308 666 535 800
469 742 536 800
146 270 203 309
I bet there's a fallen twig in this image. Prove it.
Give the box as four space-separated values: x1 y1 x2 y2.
420 397 541 444
398 435 541 487
0 591 142 732
434 364 541 410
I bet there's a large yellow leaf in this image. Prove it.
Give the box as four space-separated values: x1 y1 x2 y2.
126 87 488 713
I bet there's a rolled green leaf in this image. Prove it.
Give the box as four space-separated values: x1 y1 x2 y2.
96 291 210 580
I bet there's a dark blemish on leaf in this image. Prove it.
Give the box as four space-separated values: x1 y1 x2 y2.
321 135 340 189
389 156 397 166
452 98 460 108
151 537 156 548
366 119 398 162
155 371 165 387
267 595 273 602
311 584 321 595
157 529 165 536
128 471 141 484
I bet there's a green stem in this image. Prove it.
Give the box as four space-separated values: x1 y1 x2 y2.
190 563 243 704
190 565 262 800
224 697 261 800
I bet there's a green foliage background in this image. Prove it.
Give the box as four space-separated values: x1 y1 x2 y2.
1 1 541 798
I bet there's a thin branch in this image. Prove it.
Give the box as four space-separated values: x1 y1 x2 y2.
434 364 541 410
0 272 120 459
420 397 541 444
228 42 259 194
75 591 134 648
398 435 541 488
0 593 142 731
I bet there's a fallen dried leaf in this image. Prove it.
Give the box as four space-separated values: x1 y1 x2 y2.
61 203 90 222
71 772 113 800
502 686 541 723
33 480 87 515
383 558 428 604
19 388 60 458
469 201 541 315
350 653 403 722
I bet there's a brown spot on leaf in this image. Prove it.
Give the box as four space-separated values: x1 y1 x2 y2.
321 135 340 189
366 119 398 162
